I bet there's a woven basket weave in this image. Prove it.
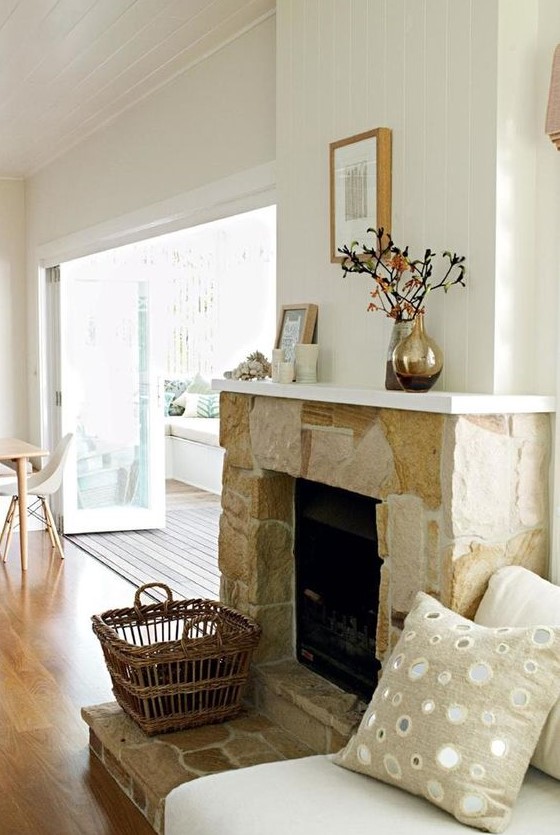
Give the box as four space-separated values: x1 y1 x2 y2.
91 582 261 736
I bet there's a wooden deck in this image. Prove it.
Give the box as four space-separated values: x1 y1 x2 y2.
65 481 220 602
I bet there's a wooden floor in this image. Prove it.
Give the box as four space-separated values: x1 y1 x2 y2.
65 481 220 602
0 533 161 834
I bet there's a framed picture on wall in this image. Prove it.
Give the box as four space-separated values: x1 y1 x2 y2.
329 127 392 263
276 304 318 363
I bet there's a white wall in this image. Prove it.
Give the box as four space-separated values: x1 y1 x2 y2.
24 17 276 443
276 0 560 393
0 179 27 436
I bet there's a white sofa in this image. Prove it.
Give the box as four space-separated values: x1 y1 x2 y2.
164 416 223 494
165 755 559 834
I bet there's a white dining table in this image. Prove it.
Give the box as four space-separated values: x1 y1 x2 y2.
0 438 48 570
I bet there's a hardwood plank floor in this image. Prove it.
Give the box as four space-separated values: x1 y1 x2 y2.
65 482 220 601
0 532 157 834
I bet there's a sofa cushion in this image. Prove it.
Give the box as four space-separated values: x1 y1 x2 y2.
165 755 560 835
474 565 560 780
166 417 220 447
333 591 560 833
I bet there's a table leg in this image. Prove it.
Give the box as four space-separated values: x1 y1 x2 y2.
16 458 28 571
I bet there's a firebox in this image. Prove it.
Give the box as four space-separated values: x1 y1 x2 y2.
295 478 381 701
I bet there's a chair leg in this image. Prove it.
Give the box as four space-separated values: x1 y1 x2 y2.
43 500 64 560
3 497 18 563
40 498 56 548
0 496 16 556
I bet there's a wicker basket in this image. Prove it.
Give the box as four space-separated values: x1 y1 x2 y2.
91 582 261 736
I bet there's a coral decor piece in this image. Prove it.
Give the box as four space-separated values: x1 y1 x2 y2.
339 227 467 321
231 350 272 381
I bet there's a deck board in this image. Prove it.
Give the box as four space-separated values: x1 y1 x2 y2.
65 482 220 601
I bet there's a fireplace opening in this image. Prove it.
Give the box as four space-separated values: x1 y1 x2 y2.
295 478 381 701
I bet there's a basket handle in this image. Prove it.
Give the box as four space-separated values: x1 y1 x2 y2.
181 612 224 653
134 582 174 616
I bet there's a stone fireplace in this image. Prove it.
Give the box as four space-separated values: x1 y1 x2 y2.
215 385 552 754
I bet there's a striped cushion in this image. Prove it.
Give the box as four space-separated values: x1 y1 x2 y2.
197 394 220 418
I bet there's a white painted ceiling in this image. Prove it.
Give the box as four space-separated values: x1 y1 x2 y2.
0 0 274 178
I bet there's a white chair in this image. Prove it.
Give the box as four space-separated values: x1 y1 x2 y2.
0 433 74 561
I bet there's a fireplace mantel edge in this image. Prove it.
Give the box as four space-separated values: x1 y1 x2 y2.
212 379 555 415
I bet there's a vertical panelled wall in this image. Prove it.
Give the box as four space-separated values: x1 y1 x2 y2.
276 0 555 393
0 180 27 436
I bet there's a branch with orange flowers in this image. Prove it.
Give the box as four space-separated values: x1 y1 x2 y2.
339 227 467 322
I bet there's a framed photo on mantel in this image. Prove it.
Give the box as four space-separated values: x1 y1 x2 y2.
329 126 392 263
276 304 318 363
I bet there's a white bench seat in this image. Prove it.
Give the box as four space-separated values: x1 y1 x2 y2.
164 417 223 494
165 754 560 835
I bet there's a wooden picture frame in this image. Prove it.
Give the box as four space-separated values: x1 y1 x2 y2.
275 304 318 363
329 127 392 263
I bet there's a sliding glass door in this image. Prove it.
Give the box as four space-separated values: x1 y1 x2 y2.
58 255 165 534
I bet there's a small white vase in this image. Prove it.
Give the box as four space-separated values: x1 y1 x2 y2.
295 344 319 383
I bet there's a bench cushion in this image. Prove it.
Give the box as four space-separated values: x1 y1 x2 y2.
165 417 220 447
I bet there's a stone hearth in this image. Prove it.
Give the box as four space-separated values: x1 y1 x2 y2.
217 391 551 752
83 702 313 833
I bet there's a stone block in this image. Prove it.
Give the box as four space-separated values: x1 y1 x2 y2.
464 414 508 435
255 684 328 754
332 404 380 440
218 513 249 584
122 742 190 797
103 746 132 793
510 413 551 440
380 409 444 509
505 528 547 577
306 422 397 498
426 518 441 596
387 494 426 613
247 520 294 605
168 724 229 751
219 576 249 613
250 398 303 476
376 502 389 557
301 401 334 427
327 726 354 754
180 747 233 776
219 394 254 469
513 440 549 529
376 561 391 659
443 416 511 539
222 463 256 498
251 471 294 522
260 725 314 759
249 603 294 663
220 486 250 529
447 541 507 618
222 736 282 768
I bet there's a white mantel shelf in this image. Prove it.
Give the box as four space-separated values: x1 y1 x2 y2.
212 379 556 415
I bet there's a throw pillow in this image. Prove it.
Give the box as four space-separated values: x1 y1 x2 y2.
169 391 199 417
333 591 560 833
163 379 189 415
186 373 212 394
474 565 560 780
197 393 219 419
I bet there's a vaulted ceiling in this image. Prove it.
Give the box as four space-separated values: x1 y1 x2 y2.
0 0 274 178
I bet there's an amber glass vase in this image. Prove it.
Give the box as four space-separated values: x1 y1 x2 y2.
391 314 443 392
385 320 414 390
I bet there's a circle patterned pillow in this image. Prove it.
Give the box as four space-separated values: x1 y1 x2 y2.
333 591 560 833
